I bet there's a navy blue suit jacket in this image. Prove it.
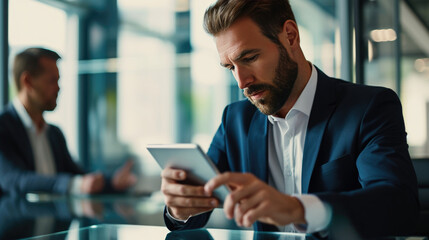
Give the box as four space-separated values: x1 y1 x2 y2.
0 104 84 195
165 68 419 237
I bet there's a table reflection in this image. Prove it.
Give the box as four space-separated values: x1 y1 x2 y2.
21 224 312 240
165 228 309 240
0 192 165 240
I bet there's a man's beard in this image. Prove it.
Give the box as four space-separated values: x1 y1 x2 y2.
45 102 57 111
43 95 58 112
243 44 298 116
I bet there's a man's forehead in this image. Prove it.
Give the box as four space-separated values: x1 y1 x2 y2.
214 20 266 64
215 35 245 60
215 34 250 56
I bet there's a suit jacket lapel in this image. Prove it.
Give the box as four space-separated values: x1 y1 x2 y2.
302 68 337 193
248 110 269 182
8 105 36 170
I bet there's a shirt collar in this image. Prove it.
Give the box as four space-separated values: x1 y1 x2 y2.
268 63 318 123
13 98 47 133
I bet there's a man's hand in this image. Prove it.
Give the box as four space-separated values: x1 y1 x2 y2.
205 172 306 227
161 167 219 220
81 173 105 194
112 160 138 191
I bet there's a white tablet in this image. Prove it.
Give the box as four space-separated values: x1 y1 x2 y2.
146 143 229 205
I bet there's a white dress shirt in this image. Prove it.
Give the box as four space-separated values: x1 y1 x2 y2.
13 98 56 175
267 64 331 233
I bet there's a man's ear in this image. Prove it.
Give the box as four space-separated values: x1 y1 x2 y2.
20 71 33 90
281 20 300 47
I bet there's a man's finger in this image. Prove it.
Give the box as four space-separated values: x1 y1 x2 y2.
165 196 219 208
126 174 138 185
241 208 258 227
161 182 207 197
204 172 252 194
161 168 186 181
121 160 134 172
230 188 265 223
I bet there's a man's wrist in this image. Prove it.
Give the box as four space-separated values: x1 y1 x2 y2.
291 196 307 225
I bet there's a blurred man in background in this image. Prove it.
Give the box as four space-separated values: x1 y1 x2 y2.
0 47 137 196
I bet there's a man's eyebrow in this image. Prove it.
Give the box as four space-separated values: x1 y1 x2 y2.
220 62 229 68
220 49 260 68
233 49 260 62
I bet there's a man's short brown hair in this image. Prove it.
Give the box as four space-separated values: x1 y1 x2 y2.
13 47 61 90
203 0 296 45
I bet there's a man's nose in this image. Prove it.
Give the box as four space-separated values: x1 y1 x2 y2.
234 66 253 89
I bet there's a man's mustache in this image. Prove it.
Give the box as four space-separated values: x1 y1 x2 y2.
243 84 272 96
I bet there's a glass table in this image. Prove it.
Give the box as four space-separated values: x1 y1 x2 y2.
1 193 427 240
18 224 429 240
20 224 309 240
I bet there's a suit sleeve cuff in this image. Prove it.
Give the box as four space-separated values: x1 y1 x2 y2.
165 207 212 224
294 194 332 233
165 207 190 223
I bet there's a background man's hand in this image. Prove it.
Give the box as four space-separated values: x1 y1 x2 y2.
81 173 105 194
161 167 219 220
205 172 306 227
112 160 138 191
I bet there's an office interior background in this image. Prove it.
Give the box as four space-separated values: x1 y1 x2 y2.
0 0 428 193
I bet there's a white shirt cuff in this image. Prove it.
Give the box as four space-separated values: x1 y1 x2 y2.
294 194 332 233
69 175 83 195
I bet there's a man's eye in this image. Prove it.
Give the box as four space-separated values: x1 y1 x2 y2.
243 55 258 63
228 65 235 71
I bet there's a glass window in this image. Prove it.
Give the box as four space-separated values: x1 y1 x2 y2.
362 0 399 90
113 0 231 180
400 1 429 158
361 0 429 158
293 0 340 78
116 0 178 175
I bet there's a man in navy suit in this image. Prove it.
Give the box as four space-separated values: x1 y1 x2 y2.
0 47 137 196
160 0 419 238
